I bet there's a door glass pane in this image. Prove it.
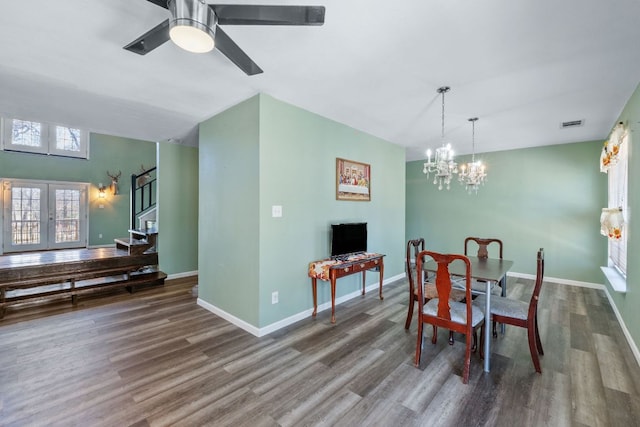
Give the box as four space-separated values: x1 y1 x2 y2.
11 187 41 245
55 189 80 243
12 119 42 147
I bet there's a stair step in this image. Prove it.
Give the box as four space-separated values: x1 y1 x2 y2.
114 237 153 255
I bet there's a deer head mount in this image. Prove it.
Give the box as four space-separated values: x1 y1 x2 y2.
107 170 121 195
137 164 152 187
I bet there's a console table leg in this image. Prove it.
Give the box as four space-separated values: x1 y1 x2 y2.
331 277 337 324
311 278 318 317
379 262 384 300
361 271 366 296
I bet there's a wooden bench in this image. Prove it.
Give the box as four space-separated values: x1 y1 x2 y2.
0 248 166 319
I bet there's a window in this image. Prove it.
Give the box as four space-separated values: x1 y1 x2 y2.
607 132 628 277
1 117 89 159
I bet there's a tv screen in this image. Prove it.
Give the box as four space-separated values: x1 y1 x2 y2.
331 222 367 257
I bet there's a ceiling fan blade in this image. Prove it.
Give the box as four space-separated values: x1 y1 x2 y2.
214 26 263 75
145 0 169 9
211 5 325 26
123 20 171 55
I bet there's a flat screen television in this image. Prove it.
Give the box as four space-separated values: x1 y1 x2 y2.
331 222 367 257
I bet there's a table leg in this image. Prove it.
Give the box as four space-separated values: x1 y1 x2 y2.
311 278 318 317
500 276 506 334
378 262 384 300
330 277 337 324
484 281 491 372
361 271 366 295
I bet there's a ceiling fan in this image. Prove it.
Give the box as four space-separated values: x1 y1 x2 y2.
124 0 325 75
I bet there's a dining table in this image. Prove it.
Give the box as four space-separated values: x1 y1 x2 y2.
423 255 514 372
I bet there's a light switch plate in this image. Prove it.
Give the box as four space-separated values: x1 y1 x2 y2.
272 205 283 218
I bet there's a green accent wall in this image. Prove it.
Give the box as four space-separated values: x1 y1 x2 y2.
406 140 607 281
199 96 261 326
607 81 640 350
157 142 199 276
199 94 405 328
0 133 156 248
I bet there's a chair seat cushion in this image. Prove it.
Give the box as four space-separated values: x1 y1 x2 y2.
474 295 528 320
423 299 485 327
452 277 502 295
419 282 466 301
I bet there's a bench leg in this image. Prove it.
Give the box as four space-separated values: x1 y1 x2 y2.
70 279 78 305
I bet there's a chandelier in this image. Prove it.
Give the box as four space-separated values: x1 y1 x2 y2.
423 86 457 190
458 117 487 194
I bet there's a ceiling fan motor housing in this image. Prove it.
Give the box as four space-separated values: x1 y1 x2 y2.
168 0 217 52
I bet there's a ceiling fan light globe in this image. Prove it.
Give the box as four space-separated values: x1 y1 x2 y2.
169 24 214 53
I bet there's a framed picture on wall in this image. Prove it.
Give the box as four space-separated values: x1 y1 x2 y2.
336 158 371 201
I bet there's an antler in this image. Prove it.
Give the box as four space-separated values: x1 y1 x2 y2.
107 170 122 181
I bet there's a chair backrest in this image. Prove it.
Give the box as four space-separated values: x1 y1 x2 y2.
464 237 503 259
406 238 425 294
528 248 545 319
416 250 473 329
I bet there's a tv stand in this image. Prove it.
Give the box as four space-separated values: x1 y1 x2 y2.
308 252 384 323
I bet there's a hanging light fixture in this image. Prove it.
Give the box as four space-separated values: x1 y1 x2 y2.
423 86 457 190
458 117 487 194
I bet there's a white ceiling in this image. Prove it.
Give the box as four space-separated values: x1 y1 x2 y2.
1 0 640 161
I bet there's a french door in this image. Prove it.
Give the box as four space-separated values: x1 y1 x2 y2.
2 180 88 253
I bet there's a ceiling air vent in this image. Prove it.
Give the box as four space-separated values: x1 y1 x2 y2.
561 119 584 129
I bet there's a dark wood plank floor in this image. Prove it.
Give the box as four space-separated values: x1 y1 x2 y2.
1 276 639 426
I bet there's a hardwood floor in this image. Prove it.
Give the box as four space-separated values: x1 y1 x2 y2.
1 276 639 426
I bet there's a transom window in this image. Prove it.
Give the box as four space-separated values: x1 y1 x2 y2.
1 117 89 159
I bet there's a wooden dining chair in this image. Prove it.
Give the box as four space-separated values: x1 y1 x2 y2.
476 248 545 373
405 239 465 347
464 237 505 294
464 237 505 335
415 250 485 384
405 238 425 329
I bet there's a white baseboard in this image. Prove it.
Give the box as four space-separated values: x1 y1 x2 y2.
509 272 640 368
167 270 198 280
601 286 640 368
197 298 261 336
197 272 405 338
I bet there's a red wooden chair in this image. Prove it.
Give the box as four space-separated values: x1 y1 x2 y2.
414 251 485 384
464 237 504 294
464 237 504 336
477 248 545 373
405 239 465 345
405 238 425 329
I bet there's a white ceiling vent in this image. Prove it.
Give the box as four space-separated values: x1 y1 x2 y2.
561 119 584 129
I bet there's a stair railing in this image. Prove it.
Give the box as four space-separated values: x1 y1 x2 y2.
130 167 157 229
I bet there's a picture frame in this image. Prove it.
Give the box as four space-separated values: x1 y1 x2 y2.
336 157 371 201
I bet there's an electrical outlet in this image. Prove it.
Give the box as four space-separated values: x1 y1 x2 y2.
271 291 279 304
98 233 103 239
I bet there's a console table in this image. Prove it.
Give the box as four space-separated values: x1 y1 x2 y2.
308 252 385 323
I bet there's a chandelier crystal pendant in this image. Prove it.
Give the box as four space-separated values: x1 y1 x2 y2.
423 86 458 190
458 117 487 194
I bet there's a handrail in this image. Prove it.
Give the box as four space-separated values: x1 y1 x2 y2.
130 167 157 229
